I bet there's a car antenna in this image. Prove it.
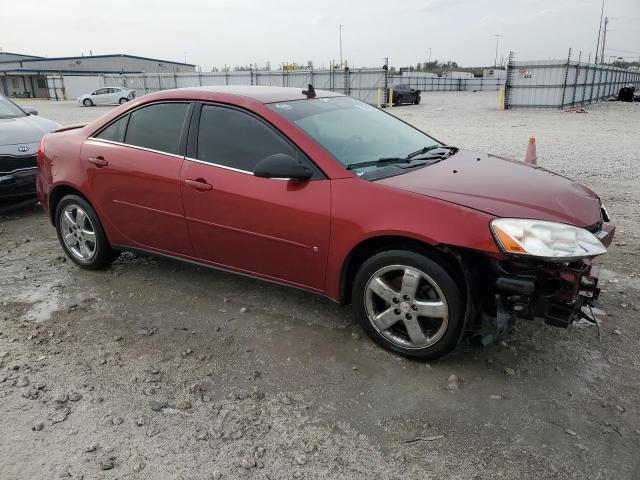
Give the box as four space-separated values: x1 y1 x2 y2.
301 84 316 99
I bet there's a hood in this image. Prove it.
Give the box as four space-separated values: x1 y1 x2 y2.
0 115 60 146
377 149 602 228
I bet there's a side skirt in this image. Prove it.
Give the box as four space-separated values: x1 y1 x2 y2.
111 244 340 304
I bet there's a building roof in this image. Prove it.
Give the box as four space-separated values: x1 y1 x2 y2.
0 51 45 59
22 53 194 67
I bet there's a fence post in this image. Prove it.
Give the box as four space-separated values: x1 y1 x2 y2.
580 53 590 105
198 71 202 87
142 72 148 94
382 64 389 105
570 51 580 108
343 67 350 95
504 51 515 110
560 48 572 110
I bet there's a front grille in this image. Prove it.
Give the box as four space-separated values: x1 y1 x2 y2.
0 155 37 173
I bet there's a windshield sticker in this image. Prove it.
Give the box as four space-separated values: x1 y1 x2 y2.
274 103 292 110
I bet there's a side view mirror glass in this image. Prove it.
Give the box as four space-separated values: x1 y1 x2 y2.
22 106 38 116
254 153 312 181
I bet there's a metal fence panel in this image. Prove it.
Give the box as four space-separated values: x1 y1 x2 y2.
100 68 387 104
505 52 640 109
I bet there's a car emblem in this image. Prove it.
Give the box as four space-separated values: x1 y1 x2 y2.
17 145 29 152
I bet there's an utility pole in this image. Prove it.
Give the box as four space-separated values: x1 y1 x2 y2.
339 25 343 68
595 0 604 63
493 34 503 67
600 17 609 64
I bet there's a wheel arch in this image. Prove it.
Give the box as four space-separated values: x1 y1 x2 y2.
49 184 93 226
338 235 467 305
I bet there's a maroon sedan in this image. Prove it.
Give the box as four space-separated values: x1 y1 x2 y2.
36 86 614 360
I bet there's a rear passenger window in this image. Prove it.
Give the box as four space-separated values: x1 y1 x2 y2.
125 103 189 155
197 105 296 172
96 115 129 143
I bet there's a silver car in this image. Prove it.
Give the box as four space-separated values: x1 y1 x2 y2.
0 95 59 200
77 87 134 106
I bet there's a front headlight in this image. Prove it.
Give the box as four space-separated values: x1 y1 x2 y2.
491 218 607 261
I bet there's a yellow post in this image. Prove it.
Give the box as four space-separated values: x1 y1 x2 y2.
376 88 382 108
498 86 505 111
388 88 393 108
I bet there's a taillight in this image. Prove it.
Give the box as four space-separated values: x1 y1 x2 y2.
37 136 46 162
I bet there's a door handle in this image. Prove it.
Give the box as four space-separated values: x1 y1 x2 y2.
88 156 108 167
185 178 213 191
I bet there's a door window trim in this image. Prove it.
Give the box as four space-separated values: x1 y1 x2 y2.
88 101 194 158
186 101 327 179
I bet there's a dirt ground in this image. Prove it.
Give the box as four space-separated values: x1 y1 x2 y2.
1 92 639 479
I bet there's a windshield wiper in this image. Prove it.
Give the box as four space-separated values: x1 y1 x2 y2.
345 155 444 171
345 145 458 171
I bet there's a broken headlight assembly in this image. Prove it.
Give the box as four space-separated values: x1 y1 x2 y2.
490 218 607 261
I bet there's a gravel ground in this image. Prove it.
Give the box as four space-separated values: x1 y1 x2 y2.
1 92 639 479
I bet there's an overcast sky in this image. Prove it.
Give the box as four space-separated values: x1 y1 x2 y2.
4 0 639 70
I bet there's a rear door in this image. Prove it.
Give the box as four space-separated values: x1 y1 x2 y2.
91 88 110 105
180 103 331 291
82 101 193 255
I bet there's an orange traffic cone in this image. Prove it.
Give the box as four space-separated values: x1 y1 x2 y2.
524 137 537 165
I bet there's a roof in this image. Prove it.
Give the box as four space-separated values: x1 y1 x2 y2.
16 53 195 67
0 51 45 59
170 86 345 103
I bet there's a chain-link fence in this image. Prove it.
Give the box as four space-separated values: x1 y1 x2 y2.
505 50 640 109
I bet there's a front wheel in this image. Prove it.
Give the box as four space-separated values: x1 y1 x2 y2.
83 98 93 107
414 96 421 105
119 97 128 105
55 195 118 269
352 250 464 360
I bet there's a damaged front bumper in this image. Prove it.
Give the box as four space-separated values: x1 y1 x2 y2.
461 221 615 344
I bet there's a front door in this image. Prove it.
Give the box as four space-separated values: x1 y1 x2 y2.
181 104 331 292
82 101 193 255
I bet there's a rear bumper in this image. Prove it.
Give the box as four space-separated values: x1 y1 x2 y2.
0 167 37 200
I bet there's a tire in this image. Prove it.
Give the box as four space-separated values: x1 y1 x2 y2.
119 97 128 105
395 95 403 106
414 96 421 105
83 98 93 107
55 194 117 269
352 249 464 360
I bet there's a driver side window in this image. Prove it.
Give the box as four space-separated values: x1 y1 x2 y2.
196 105 297 173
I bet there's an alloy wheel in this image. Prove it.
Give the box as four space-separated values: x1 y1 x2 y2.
60 204 97 261
364 265 449 349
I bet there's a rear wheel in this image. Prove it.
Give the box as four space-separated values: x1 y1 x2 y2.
55 195 117 269
352 250 464 360
83 98 93 107
395 95 403 106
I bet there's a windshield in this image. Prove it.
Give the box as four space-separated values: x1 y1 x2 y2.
267 96 440 171
0 95 27 119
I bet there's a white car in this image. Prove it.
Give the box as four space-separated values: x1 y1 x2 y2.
77 87 134 107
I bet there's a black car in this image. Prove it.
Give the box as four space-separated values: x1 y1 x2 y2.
0 95 59 200
392 84 421 106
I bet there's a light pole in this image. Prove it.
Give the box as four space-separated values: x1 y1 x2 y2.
339 24 343 68
493 34 503 67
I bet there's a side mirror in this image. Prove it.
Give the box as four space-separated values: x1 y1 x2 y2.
254 153 312 181
22 106 38 116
